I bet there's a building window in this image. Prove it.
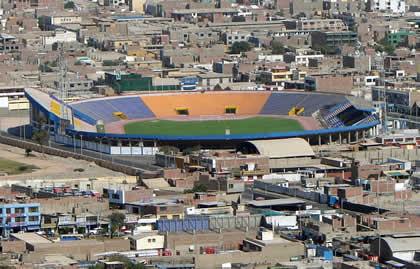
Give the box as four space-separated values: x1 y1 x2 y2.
111 194 120 199
15 208 24 214
6 208 11 214
0 208 2 214
172 215 180 219
160 207 167 211
15 216 25 223
228 184 234 189
29 216 39 222
29 207 38 213
160 215 167 219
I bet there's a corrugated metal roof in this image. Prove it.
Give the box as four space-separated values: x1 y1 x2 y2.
242 138 315 158
382 237 420 252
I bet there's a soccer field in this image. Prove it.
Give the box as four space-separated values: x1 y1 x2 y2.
124 117 305 136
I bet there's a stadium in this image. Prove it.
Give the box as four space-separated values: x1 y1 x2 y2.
25 88 379 154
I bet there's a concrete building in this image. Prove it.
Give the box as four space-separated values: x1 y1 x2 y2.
222 31 251 48
53 78 94 96
103 188 153 207
297 19 347 32
46 13 82 26
129 233 164 251
42 29 77 46
259 67 306 86
0 34 20 53
125 199 184 220
129 0 145 13
0 203 41 236
304 73 354 94
311 31 357 49
368 0 406 13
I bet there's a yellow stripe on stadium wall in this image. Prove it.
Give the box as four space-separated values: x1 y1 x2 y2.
50 101 60 116
74 119 82 126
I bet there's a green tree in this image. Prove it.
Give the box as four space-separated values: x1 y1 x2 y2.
375 38 395 55
231 41 252 54
32 130 49 157
192 183 208 193
271 40 285 55
64 1 75 9
109 212 125 237
312 44 335 55
37 15 49 31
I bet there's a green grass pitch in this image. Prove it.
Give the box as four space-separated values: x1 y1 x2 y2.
124 117 305 136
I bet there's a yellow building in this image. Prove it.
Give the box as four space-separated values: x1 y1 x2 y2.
260 67 306 85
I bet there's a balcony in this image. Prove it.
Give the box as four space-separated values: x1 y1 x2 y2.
232 169 265 177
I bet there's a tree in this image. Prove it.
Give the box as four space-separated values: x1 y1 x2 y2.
375 38 395 56
37 15 49 31
74 60 83 65
192 183 208 193
25 148 32 157
109 212 125 237
231 41 252 54
312 44 335 55
64 1 75 9
32 130 49 157
271 40 285 55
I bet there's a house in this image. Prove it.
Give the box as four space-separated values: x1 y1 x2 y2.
42 29 77 46
129 233 164 251
0 34 20 53
103 187 153 208
0 203 41 236
311 31 357 49
125 199 184 220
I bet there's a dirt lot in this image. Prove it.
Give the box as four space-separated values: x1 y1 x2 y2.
0 143 126 182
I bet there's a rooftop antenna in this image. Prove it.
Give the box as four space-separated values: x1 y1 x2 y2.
57 42 69 121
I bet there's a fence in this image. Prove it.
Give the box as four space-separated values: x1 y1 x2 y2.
156 214 263 233
54 134 158 156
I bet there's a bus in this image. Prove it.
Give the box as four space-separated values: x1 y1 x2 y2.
60 234 84 241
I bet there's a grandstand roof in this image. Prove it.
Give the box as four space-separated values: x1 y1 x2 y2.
239 138 315 158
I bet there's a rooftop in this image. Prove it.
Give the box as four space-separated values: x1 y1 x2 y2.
11 232 52 244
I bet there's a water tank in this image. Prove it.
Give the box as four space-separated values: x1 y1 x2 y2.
97 120 104 125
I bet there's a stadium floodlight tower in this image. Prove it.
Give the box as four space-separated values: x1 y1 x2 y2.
57 43 71 133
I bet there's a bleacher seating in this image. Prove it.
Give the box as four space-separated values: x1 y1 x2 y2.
260 92 347 116
70 97 155 124
141 92 270 117
106 97 155 119
323 103 371 128
324 102 351 121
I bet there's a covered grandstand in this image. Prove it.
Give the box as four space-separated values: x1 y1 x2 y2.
25 88 380 155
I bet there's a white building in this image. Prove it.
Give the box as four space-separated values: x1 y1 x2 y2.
42 30 77 46
129 233 164 251
48 13 82 26
370 0 405 14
